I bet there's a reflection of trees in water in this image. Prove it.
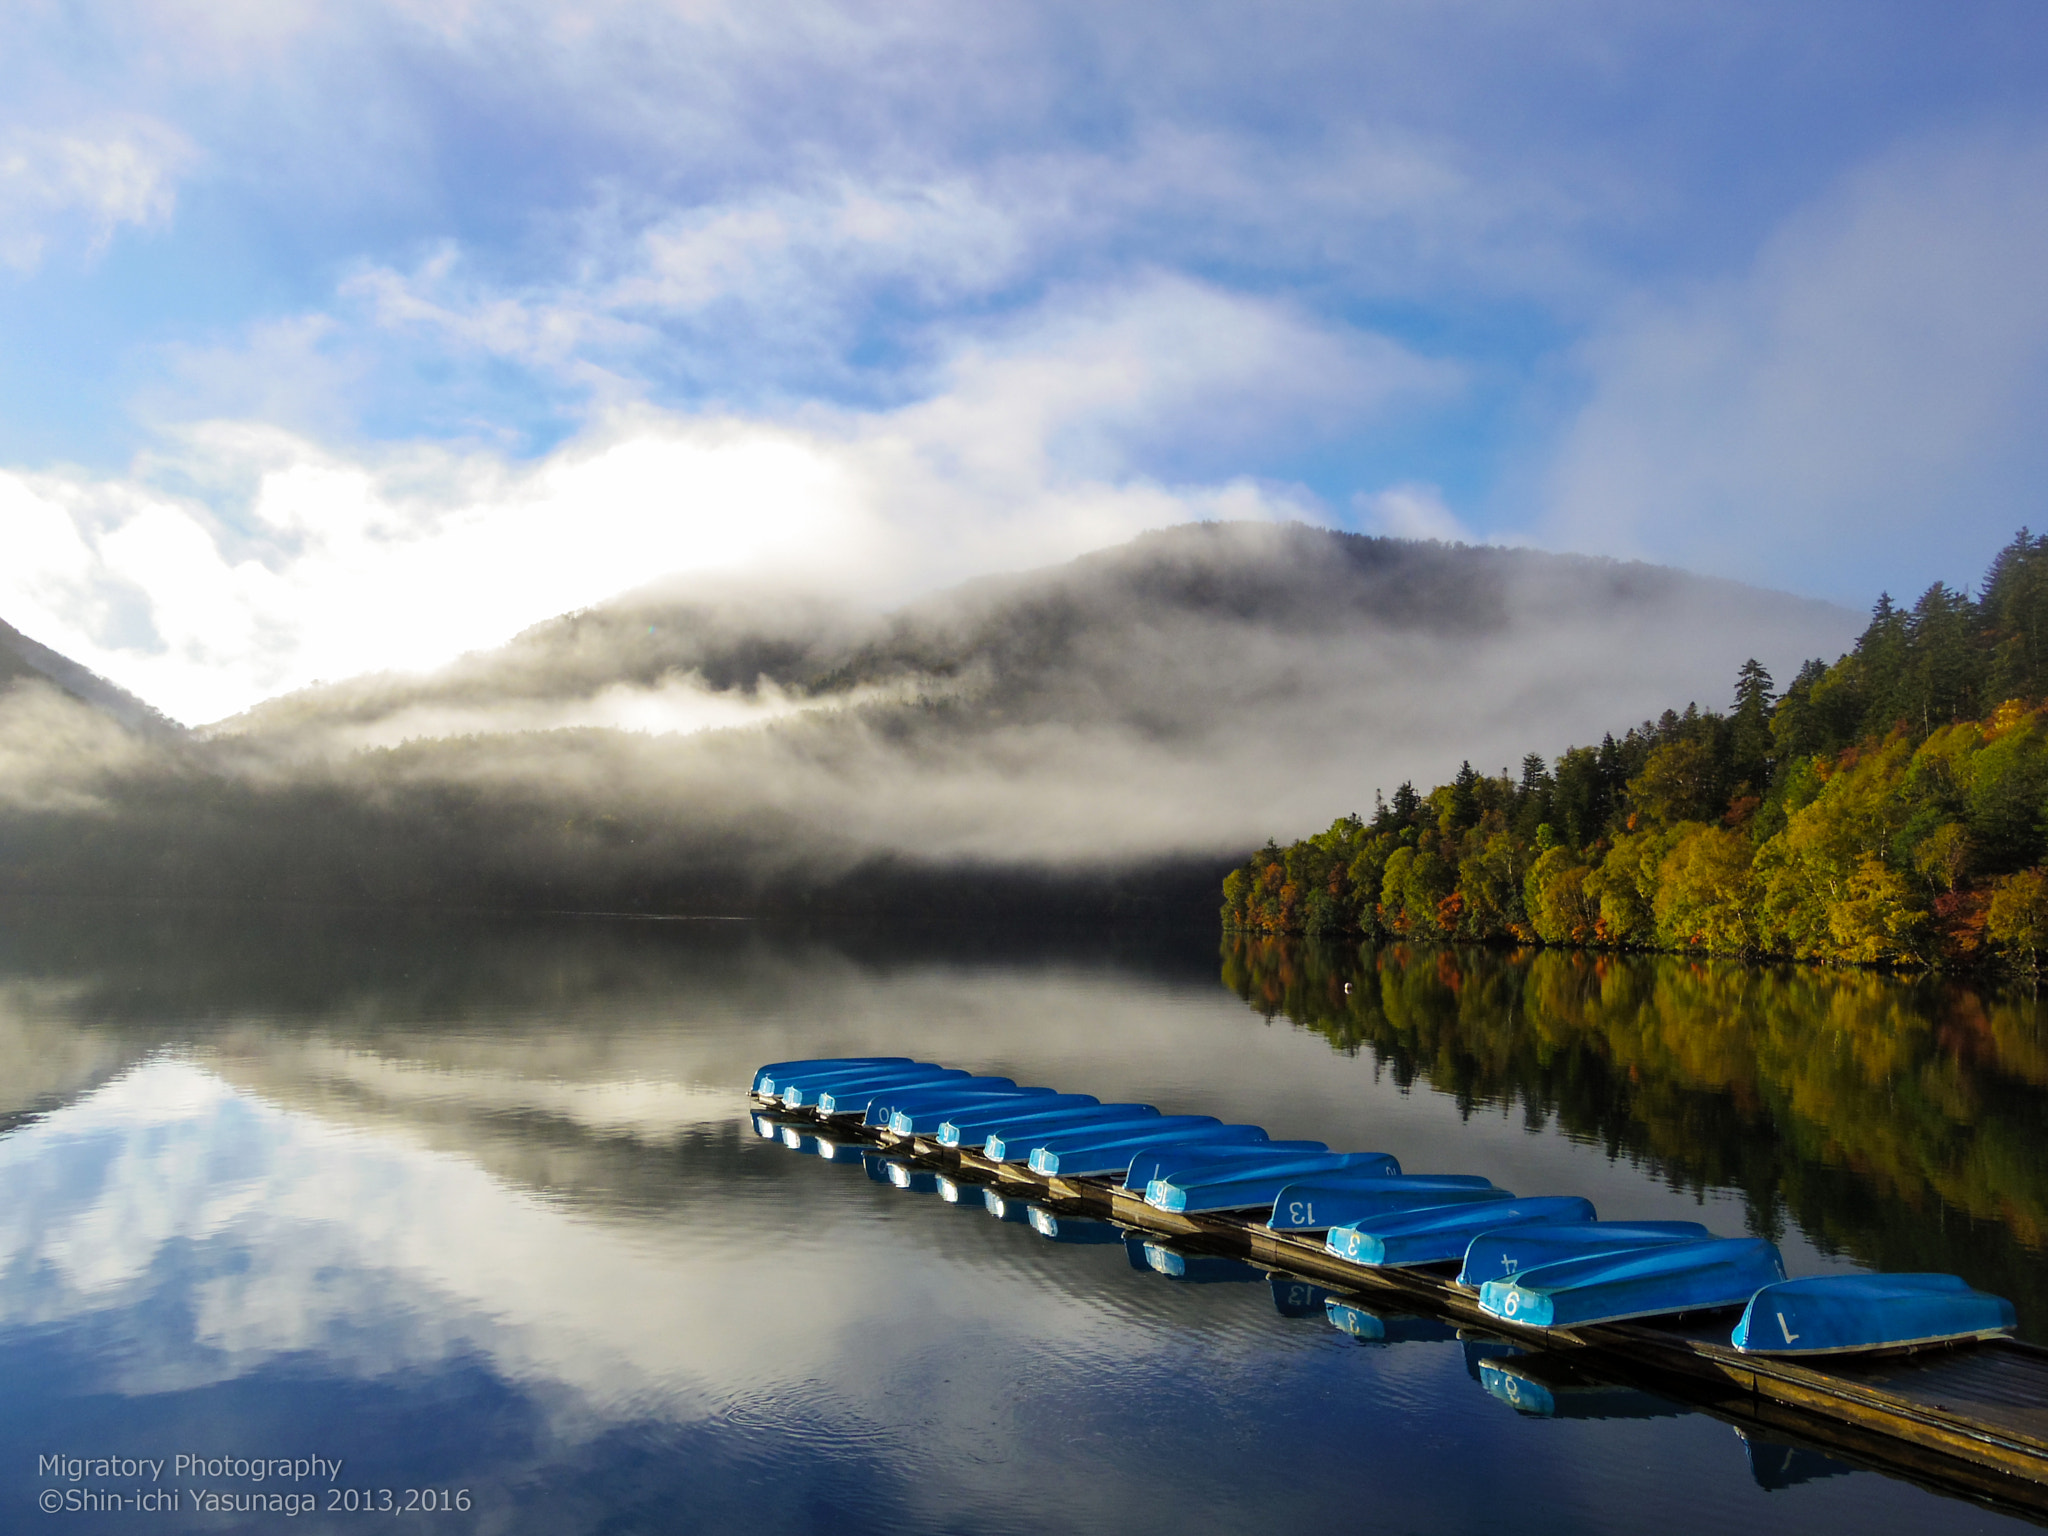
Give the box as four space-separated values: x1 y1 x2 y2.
1220 934 2048 1339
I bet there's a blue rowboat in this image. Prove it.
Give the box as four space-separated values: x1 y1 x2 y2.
1324 1300 1461 1344
1478 1236 1786 1327
1029 1123 1270 1177
819 1072 1001 1118
777 1062 957 1106
1141 1244 1262 1283
931 1095 1105 1144
1123 1141 1337 1193
1025 1208 1127 1244
757 1058 929 1099
994 1113 1219 1166
1327 1196 1598 1268
1456 1220 1713 1287
753 1056 910 1095
985 1109 1175 1162
783 1064 966 1107
940 1102 1158 1149
1266 1176 1507 1233
893 1090 1087 1136
863 1081 1054 1128
1731 1273 2018 1356
1145 1152 1403 1213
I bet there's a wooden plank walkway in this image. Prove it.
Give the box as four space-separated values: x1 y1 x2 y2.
756 1098 2048 1524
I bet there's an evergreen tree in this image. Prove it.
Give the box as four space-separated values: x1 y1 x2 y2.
1729 659 1774 788
1445 760 1482 832
1981 529 2048 703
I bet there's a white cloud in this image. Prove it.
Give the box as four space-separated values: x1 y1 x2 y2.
1542 127 2048 596
0 279 1450 724
0 119 191 271
1354 482 1470 543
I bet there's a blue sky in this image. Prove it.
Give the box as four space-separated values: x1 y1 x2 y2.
3 1 2047 721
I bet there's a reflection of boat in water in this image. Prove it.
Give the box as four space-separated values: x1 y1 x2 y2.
754 1055 2047 1517
886 1162 941 1194
982 1188 1034 1223
1140 1242 1262 1284
1268 1277 1333 1318
1477 1355 1688 1421
1324 1299 1460 1345
1025 1207 1126 1244
1735 1428 1855 1490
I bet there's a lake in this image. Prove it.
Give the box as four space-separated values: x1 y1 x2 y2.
1 904 2042 1533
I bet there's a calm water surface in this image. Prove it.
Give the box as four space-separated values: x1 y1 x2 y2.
0 906 2042 1534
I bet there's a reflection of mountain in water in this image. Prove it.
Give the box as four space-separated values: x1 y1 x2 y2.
1222 935 2048 1337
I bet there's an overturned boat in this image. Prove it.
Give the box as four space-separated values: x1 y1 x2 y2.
1266 1175 1508 1233
1146 1151 1402 1213
780 1062 968 1107
1124 1141 1334 1192
1457 1221 1714 1288
985 1110 1197 1162
892 1090 1098 1136
863 1081 1058 1128
1028 1122 1271 1177
1731 1274 2018 1356
1478 1237 1787 1328
1326 1196 1598 1267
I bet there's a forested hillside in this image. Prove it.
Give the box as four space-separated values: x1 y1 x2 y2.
1223 532 2048 968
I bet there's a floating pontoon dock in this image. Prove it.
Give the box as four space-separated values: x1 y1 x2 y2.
752 1081 2048 1524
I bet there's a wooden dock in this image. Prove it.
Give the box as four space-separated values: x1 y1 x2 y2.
757 1097 2048 1525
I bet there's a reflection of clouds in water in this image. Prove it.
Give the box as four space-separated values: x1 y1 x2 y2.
0 1011 1990 1535
211 1042 744 1144
0 1055 1157 1431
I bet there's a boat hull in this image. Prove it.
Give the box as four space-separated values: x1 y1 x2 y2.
753 1056 910 1095
1266 1177 1507 1233
1457 1221 1713 1287
1123 1141 1333 1192
1147 1152 1403 1213
1731 1273 2019 1356
1478 1237 1786 1327
1031 1124 1268 1177
940 1102 1159 1149
1326 1196 1598 1268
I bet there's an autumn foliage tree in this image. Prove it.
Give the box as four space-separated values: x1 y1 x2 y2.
1221 531 2048 971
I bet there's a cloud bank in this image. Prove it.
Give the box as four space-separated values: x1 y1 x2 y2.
0 2 2044 726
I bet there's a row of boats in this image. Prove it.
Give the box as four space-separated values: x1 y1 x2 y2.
763 1108 1859 1474
752 1055 2020 1357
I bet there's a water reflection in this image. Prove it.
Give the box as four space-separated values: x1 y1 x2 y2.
1222 934 2048 1338
0 903 2036 1533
